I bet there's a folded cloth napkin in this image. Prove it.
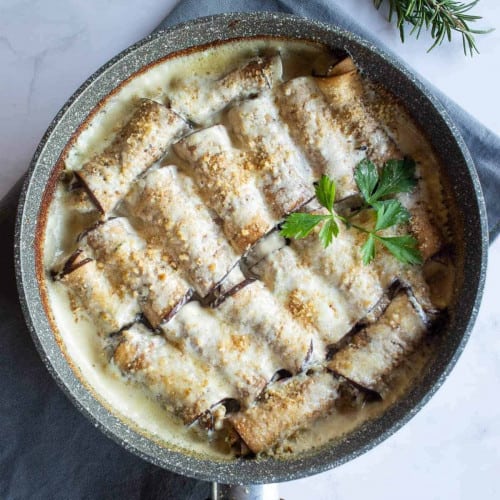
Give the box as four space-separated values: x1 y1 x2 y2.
2 1 499 499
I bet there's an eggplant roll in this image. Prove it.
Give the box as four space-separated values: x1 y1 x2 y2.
361 62 448 228
169 55 283 123
227 93 314 217
60 252 139 335
290 213 385 319
316 58 443 259
216 280 318 372
83 218 192 328
229 371 340 454
371 235 436 314
173 125 276 253
291 208 437 314
75 99 188 214
161 301 282 407
113 324 231 423
276 77 365 199
315 58 400 165
252 245 364 350
124 166 239 297
328 292 427 394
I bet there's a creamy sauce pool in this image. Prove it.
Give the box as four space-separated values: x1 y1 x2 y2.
42 38 451 459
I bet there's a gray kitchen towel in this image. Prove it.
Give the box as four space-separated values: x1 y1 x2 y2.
1 1 499 500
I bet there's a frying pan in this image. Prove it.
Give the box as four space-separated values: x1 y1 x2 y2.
15 12 488 499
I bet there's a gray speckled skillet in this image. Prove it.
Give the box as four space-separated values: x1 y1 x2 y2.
15 12 488 495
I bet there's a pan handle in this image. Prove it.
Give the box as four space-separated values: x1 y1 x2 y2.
211 482 280 499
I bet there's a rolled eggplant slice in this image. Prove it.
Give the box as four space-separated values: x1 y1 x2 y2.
161 301 283 407
227 93 314 217
83 218 192 328
406 204 443 261
290 212 385 319
169 55 283 123
74 99 188 214
291 208 436 314
276 77 364 199
340 208 437 313
251 245 356 350
364 85 451 242
328 292 426 394
422 257 455 310
174 125 276 253
124 166 239 297
59 253 139 335
371 235 436 314
112 324 231 423
316 58 443 258
229 371 340 454
216 280 318 372
315 58 400 165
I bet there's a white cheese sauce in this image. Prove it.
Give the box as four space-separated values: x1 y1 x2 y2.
41 38 454 459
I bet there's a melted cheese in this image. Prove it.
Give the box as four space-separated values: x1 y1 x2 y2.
169 55 282 123
161 301 282 407
76 99 187 213
174 125 276 253
124 166 238 297
252 245 364 350
328 293 426 394
227 93 314 215
217 281 318 372
60 256 139 335
276 77 364 199
41 40 454 459
113 324 230 423
291 214 385 316
84 218 191 327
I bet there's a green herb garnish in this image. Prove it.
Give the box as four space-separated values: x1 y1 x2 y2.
355 157 417 203
281 175 339 244
280 158 423 265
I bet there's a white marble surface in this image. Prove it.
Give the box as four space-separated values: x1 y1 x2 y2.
1 0 499 498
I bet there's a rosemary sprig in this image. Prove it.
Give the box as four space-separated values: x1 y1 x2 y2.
373 0 492 55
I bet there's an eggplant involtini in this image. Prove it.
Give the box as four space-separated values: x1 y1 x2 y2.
75 99 188 214
42 41 455 458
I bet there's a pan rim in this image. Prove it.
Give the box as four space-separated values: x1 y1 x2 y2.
15 12 488 484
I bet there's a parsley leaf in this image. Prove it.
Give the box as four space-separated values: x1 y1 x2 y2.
354 158 379 202
361 233 376 264
319 217 339 248
374 199 410 231
376 235 423 265
354 157 417 204
280 213 330 240
280 174 340 248
315 174 336 213
371 158 417 201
